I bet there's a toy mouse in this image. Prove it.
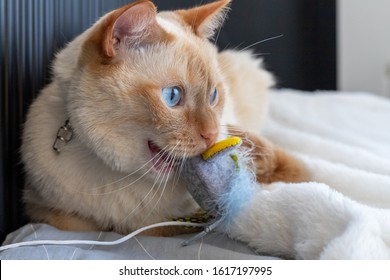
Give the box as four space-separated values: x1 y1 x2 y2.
181 136 256 245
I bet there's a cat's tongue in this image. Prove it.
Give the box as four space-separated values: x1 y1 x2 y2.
148 141 176 172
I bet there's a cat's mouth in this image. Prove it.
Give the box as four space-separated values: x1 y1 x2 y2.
148 140 179 173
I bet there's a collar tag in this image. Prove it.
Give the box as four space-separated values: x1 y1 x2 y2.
53 120 73 153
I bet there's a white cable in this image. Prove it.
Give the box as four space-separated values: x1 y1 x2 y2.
0 221 204 252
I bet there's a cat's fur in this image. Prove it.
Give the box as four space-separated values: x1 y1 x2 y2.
21 0 308 235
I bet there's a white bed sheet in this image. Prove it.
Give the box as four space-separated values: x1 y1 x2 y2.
0 223 278 260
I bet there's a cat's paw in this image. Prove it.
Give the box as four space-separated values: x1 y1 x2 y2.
228 125 309 183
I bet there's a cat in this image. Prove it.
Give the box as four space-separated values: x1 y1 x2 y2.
21 0 308 236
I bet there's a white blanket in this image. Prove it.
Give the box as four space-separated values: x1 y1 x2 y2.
228 90 390 259
265 90 390 208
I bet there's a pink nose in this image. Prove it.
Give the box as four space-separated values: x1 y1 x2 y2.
201 131 218 148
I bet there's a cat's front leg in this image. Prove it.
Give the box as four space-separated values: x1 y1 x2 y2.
228 125 308 184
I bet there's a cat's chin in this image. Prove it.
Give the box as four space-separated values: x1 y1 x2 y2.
148 140 180 173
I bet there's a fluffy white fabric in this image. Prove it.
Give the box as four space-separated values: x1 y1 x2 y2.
267 90 390 207
226 90 390 259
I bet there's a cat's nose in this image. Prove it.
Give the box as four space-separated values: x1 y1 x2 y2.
201 131 218 148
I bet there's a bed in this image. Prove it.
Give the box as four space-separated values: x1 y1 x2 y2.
1 89 390 260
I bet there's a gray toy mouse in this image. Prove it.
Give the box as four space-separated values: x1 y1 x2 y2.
181 137 256 245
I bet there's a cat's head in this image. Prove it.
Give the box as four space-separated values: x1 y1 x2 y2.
53 0 231 175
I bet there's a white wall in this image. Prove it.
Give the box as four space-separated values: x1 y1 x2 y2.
338 0 390 97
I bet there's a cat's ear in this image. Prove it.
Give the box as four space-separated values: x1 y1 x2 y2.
177 0 231 39
101 0 169 58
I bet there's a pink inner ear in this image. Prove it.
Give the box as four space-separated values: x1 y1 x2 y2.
113 4 153 41
111 1 157 52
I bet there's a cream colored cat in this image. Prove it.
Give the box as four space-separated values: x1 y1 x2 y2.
22 0 307 236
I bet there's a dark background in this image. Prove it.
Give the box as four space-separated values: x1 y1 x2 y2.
0 0 336 242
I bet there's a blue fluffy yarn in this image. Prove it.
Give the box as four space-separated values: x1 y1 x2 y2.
217 160 257 229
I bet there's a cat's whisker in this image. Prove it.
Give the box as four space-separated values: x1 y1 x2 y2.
120 141 180 225
221 42 231 52
140 143 180 223
219 128 258 153
85 143 172 192
220 129 251 136
79 145 170 195
144 154 175 222
171 148 187 192
219 128 245 136
239 34 284 53
252 52 271 57
170 142 184 186
138 173 170 224
117 162 165 226
117 143 177 226
102 144 171 188
218 34 283 74
232 41 245 52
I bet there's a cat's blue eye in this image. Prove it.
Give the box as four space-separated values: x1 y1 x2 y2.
210 88 218 105
162 86 182 107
